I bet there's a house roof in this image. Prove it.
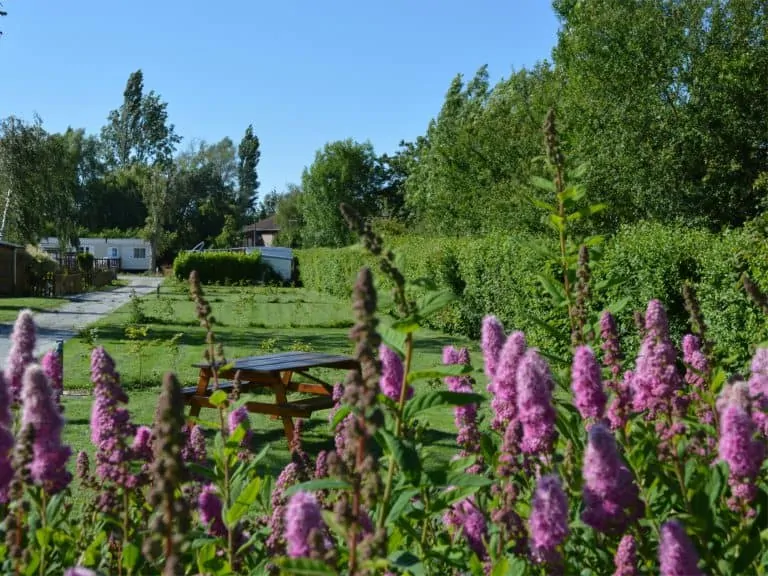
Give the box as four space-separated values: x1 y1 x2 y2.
0 240 23 249
242 216 280 233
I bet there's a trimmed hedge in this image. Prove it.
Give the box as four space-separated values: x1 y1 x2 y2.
173 251 278 285
297 222 768 370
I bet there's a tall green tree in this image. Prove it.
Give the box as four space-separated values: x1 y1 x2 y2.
101 70 181 168
274 184 304 248
553 0 768 229
236 124 260 216
300 139 380 247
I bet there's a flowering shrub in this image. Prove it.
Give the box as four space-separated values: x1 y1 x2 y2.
0 232 766 574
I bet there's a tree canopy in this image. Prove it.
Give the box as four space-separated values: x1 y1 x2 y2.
2 1 767 252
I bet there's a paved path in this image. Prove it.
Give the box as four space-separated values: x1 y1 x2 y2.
0 275 163 360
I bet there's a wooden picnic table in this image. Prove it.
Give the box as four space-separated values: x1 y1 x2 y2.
183 351 359 441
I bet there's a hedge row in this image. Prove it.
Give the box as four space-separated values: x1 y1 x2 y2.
296 222 768 370
173 251 279 285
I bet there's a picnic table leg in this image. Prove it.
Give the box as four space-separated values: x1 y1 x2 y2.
188 369 210 419
271 370 295 443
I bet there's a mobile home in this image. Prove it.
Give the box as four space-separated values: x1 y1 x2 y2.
39 237 153 272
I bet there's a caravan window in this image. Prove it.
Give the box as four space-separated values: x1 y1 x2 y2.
133 247 146 259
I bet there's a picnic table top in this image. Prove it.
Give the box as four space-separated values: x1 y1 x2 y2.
193 351 359 373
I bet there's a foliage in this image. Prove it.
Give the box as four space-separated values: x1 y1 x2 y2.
300 139 381 247
236 124 261 216
172 251 275 285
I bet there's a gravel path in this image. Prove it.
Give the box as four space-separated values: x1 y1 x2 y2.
0 275 163 360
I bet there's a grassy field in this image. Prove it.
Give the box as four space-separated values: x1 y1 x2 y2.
0 296 68 322
60 280 485 475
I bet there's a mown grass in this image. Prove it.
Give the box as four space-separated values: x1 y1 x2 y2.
60 280 486 476
0 296 67 322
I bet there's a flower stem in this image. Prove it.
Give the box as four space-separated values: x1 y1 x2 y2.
218 406 235 569
378 333 414 529
39 490 47 576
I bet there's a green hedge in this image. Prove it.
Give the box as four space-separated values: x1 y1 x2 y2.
172 251 277 285
298 222 768 370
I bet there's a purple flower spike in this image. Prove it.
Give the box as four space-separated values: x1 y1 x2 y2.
529 475 569 565
718 392 765 508
380 345 412 401
182 424 207 464
481 315 506 389
682 335 709 389
90 346 138 487
21 365 72 494
228 406 253 447
659 520 703 576
613 534 638 576
581 424 642 534
0 373 13 503
491 331 526 432
41 350 63 404
284 491 326 558
748 348 768 435
444 346 481 471
131 426 154 461
444 497 488 560
5 309 36 404
631 300 681 416
599 311 623 382
198 484 227 537
571 346 607 422
64 568 98 576
516 349 556 455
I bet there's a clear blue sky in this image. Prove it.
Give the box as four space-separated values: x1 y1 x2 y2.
0 0 559 197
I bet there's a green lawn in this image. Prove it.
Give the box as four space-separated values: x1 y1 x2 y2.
60 280 486 476
0 296 67 322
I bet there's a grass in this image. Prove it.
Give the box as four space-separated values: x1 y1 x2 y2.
60 279 486 476
0 296 67 322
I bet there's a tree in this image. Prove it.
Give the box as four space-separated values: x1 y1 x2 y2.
237 124 260 216
101 70 181 168
553 0 768 229
0 116 80 245
256 189 280 220
137 166 174 272
0 2 7 37
274 184 304 248
300 139 380 247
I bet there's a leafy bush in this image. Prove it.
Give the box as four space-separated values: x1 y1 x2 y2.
299 221 768 370
172 251 278 285
76 252 94 272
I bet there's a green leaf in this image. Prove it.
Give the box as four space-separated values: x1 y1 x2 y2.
530 176 556 194
391 318 421 335
35 528 52 549
379 322 407 356
491 557 509 576
417 288 456 318
284 478 352 498
443 474 493 489
188 462 217 482
547 213 564 232
406 363 473 384
377 429 421 484
122 542 141 571
83 530 107 566
385 488 420 524
209 390 228 408
225 477 262 528
404 391 484 421
276 557 338 575
536 274 566 304
388 550 424 575
330 405 352 428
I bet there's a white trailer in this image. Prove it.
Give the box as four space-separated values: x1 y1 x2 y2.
38 237 153 272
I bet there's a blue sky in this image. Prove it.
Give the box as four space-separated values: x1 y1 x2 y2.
0 0 559 197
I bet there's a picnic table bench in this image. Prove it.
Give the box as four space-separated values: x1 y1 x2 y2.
183 351 359 441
